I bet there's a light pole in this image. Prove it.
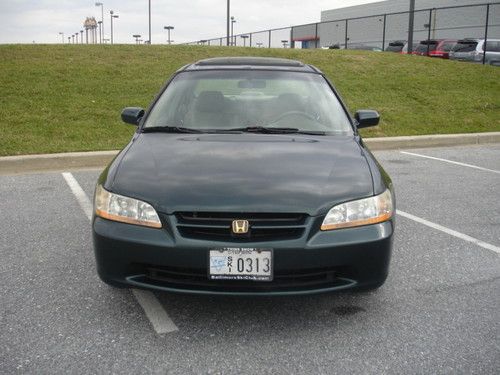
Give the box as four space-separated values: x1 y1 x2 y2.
281 39 288 48
407 0 415 54
110 10 119 44
95 2 104 43
241 35 249 47
97 21 102 43
164 26 174 45
133 34 141 44
59 32 64 43
148 0 151 45
231 16 236 46
226 0 230 46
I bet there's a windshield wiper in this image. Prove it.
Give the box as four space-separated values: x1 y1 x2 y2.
142 126 245 134
227 126 326 135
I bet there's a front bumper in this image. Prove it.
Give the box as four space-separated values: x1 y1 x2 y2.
92 216 394 296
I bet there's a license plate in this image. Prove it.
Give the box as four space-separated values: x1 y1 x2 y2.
208 248 273 281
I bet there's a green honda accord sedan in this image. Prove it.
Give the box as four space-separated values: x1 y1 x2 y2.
92 57 395 295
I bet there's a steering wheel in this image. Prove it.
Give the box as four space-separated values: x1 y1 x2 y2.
270 111 317 123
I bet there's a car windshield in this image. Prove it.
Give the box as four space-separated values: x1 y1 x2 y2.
144 70 353 135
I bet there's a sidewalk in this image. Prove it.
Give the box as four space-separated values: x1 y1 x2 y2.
1 132 499 175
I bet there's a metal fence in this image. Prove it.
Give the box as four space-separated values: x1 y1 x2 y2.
185 2 500 63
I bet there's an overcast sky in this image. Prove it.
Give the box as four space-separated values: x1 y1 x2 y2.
0 0 382 44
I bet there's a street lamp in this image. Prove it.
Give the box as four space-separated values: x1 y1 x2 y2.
241 35 249 47
110 10 119 44
59 32 64 44
281 39 288 48
95 2 104 43
80 30 84 44
133 34 141 44
164 26 174 45
231 16 236 46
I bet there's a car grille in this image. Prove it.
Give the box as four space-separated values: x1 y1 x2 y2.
175 212 308 242
142 264 355 292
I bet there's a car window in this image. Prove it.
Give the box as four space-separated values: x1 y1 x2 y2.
452 41 478 52
440 42 456 52
484 41 500 52
144 70 353 134
415 42 438 53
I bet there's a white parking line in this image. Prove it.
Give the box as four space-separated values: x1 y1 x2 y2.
62 172 178 334
132 289 179 334
400 151 500 174
397 210 500 255
62 172 93 220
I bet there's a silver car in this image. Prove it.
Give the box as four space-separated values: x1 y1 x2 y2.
449 38 500 65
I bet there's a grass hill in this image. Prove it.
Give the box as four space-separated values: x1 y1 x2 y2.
0 44 499 155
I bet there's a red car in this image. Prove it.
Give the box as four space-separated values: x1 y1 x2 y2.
413 39 457 59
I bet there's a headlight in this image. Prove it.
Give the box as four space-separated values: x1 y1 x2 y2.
94 185 162 228
321 189 393 231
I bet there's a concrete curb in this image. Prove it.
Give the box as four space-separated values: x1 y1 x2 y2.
363 131 500 151
1 132 499 175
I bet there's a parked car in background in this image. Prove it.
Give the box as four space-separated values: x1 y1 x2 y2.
386 41 405 53
413 39 457 58
428 40 457 59
401 42 418 54
449 38 500 65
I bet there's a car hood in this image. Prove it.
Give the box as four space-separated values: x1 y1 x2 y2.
110 133 374 216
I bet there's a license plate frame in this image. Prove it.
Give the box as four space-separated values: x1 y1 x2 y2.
208 247 273 282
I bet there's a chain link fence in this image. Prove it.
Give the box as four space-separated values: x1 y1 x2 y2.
186 2 500 64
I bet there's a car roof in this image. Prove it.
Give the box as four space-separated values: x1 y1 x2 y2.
181 57 321 73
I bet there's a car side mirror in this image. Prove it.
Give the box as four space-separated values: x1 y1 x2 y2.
121 107 145 126
355 110 380 128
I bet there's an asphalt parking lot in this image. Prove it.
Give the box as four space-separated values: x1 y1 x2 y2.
1 144 499 374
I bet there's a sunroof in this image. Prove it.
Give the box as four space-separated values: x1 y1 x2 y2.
195 57 305 67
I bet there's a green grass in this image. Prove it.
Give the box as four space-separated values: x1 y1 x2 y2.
0 44 499 156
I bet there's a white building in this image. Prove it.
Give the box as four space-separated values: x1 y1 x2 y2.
292 0 500 48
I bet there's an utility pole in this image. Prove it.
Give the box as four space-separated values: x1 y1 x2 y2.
407 0 415 54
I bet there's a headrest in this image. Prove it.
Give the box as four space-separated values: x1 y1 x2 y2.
195 91 225 112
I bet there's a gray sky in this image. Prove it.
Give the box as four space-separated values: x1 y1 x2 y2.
0 0 380 44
